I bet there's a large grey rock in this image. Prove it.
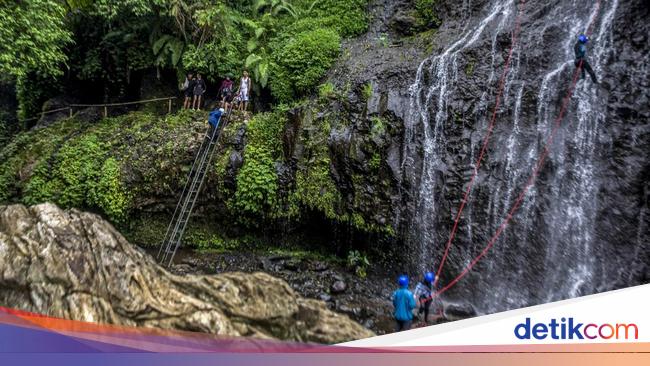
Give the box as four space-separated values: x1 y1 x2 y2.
0 203 374 344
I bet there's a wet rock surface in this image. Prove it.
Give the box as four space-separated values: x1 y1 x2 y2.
168 249 403 335
0 203 374 343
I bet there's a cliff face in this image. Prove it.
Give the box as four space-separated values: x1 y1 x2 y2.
0 203 374 343
288 0 648 312
0 0 647 316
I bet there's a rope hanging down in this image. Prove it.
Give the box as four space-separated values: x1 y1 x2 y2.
434 0 526 284
431 0 602 297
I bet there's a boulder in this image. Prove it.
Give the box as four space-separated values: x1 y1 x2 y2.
0 203 374 344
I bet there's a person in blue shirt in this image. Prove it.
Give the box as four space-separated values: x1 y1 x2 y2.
574 34 598 84
393 275 416 331
207 108 224 138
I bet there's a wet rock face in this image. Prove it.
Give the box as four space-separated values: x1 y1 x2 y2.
395 0 649 313
0 203 373 343
293 0 648 313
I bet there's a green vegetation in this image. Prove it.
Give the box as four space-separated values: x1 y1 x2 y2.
361 82 373 102
271 28 341 102
0 0 72 78
347 250 370 278
291 137 341 220
232 111 285 218
318 82 336 100
377 33 389 48
1 0 369 126
415 0 440 28
370 116 386 139
465 58 476 76
0 0 407 261
0 110 231 223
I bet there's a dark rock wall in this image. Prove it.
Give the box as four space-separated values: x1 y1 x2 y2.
298 0 648 313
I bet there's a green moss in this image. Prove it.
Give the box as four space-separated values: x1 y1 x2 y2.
183 226 240 252
122 216 169 247
318 82 336 100
370 116 386 139
369 152 381 171
361 82 373 102
465 58 476 76
93 158 131 222
232 111 286 220
292 151 341 220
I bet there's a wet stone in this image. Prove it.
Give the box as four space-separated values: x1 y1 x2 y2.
331 280 347 294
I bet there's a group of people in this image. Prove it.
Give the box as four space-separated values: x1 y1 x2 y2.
392 272 443 332
181 71 252 111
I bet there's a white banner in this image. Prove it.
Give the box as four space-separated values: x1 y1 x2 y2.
344 284 649 346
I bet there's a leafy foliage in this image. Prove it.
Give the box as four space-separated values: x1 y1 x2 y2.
347 250 370 278
0 0 72 78
271 28 340 102
415 0 440 28
233 111 285 218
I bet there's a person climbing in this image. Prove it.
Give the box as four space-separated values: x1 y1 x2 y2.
414 272 436 325
392 275 416 332
574 34 598 84
207 107 225 138
182 73 195 110
235 70 252 112
193 73 207 110
218 75 234 109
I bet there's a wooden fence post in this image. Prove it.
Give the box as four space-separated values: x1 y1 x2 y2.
69 107 73 118
168 98 172 114
104 106 108 118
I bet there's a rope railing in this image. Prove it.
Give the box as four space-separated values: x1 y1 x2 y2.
20 96 177 123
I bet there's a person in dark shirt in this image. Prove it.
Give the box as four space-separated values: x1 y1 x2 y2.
574 34 598 84
218 75 234 109
192 73 207 110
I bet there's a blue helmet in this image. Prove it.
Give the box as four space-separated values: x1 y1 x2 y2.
398 275 409 287
424 272 435 284
578 34 588 43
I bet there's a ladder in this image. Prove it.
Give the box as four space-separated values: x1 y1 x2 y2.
157 107 232 266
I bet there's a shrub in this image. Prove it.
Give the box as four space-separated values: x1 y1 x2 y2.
318 82 336 100
302 0 369 37
271 28 340 102
347 250 370 278
415 0 440 28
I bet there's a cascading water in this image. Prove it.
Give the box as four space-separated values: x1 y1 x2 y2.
401 0 627 314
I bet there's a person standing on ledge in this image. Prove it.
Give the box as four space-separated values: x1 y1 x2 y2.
393 275 416 332
236 70 252 112
182 73 195 110
574 34 598 84
193 73 206 110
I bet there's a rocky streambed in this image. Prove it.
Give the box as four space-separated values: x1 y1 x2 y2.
165 249 398 335
163 248 473 335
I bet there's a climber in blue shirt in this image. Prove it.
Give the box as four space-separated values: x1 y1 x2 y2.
207 108 225 138
393 275 416 331
574 34 598 84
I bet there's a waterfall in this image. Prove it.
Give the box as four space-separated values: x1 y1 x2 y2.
402 0 621 314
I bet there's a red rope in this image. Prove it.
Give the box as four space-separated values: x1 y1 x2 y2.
433 0 602 298
435 0 526 283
